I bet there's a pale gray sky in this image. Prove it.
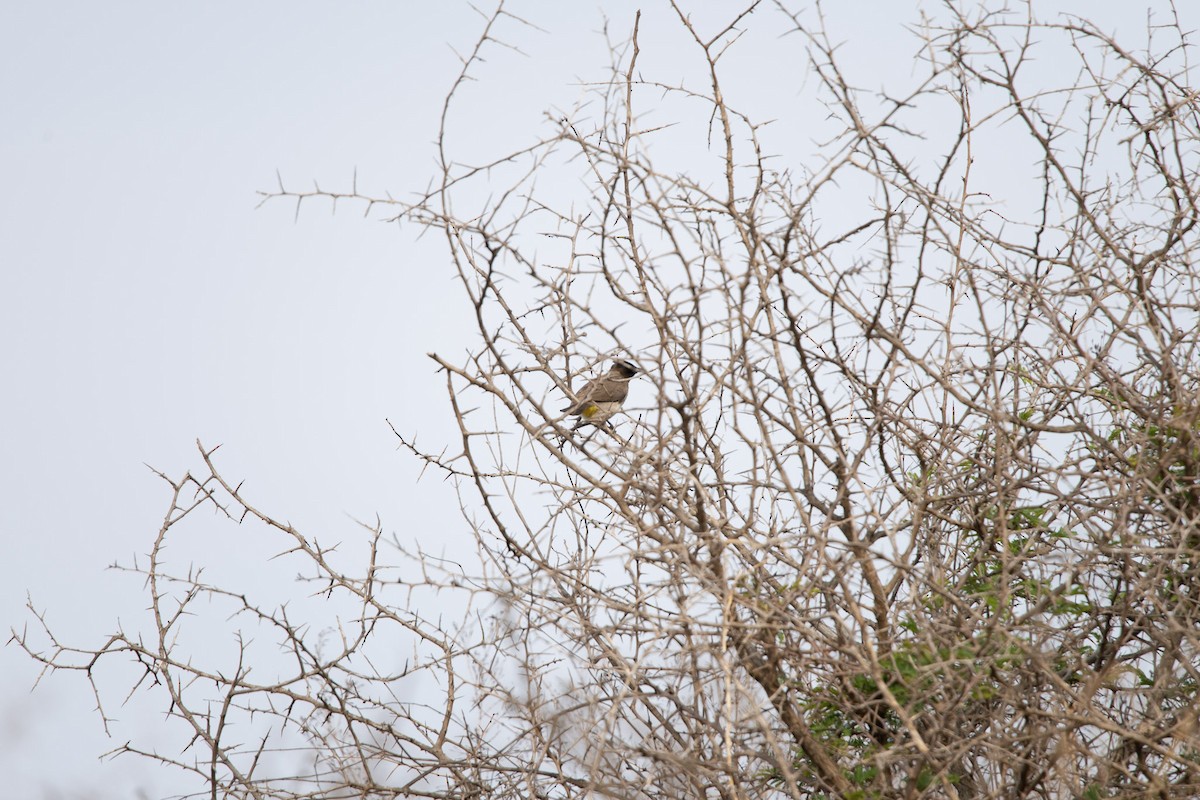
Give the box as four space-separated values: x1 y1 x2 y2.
2 2 1194 797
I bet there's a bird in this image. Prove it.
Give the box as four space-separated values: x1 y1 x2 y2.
561 359 640 430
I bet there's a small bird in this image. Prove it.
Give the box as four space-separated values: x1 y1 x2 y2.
562 359 640 430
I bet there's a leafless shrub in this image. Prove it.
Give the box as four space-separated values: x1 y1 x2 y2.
15 2 1200 798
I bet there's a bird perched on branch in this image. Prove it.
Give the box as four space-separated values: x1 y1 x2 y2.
562 359 639 430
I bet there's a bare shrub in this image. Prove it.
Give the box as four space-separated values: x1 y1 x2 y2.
16 2 1200 798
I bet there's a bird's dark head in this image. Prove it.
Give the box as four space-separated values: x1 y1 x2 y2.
613 360 639 377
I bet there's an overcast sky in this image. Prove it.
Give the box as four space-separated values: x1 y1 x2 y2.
3 2 1195 797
